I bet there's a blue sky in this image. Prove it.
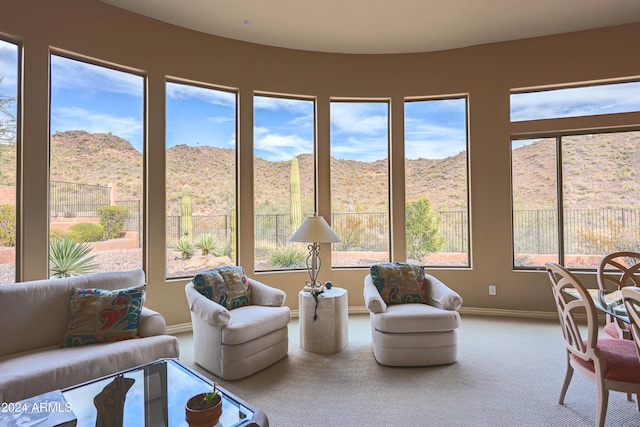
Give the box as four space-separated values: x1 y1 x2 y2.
2 40 639 162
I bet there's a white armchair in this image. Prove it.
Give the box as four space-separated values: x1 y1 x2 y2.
363 264 463 367
185 276 290 380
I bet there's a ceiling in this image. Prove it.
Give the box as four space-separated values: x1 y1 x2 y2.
99 0 640 54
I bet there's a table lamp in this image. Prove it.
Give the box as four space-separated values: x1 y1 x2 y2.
290 213 341 292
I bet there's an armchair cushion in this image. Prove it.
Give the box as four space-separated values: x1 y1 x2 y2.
62 284 145 347
193 266 252 310
370 263 427 305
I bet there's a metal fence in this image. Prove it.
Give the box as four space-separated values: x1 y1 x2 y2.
166 208 639 255
166 214 230 247
50 181 110 218
166 211 468 253
514 208 640 255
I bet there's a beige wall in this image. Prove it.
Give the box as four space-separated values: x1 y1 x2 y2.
1 0 639 326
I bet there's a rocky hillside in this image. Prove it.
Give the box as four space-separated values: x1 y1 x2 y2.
0 130 637 213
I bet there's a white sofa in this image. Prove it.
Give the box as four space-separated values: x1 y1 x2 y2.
364 271 463 366
0 270 180 403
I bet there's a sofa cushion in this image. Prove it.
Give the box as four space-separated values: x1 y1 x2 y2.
193 266 252 310
370 263 428 305
0 335 180 404
373 303 461 334
62 284 146 347
222 305 291 345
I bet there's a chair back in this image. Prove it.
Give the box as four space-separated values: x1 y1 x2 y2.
545 262 600 364
622 286 640 363
597 251 640 292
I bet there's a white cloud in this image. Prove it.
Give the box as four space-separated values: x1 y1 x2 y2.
51 55 142 98
254 96 313 114
51 106 142 147
0 40 18 89
511 82 640 121
254 128 313 161
166 82 235 107
405 122 466 159
208 116 234 124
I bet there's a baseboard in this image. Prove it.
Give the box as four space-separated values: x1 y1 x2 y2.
259 305 555 320
458 306 558 320
167 323 193 334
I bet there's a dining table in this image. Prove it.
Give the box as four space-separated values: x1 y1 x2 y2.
562 287 629 323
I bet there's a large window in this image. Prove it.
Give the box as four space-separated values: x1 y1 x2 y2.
0 39 18 284
254 94 315 271
511 80 640 121
404 97 469 267
512 132 640 270
330 101 389 268
511 79 640 270
165 81 237 279
49 55 144 278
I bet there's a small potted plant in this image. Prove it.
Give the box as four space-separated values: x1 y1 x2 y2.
185 384 223 427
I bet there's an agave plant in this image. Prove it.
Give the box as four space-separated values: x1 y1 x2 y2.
174 236 194 260
269 245 306 269
195 233 220 256
49 237 98 278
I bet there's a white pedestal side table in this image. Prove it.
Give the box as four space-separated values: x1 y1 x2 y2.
299 287 349 354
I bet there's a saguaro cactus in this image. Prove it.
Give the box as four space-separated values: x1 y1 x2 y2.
290 157 302 232
181 184 193 238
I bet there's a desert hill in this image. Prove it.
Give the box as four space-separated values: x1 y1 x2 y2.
0 130 637 214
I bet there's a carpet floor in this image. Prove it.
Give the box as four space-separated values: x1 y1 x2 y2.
175 314 640 427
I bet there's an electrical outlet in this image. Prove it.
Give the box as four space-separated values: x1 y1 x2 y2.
489 285 497 296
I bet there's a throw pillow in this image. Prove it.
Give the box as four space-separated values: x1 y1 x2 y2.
369 262 428 305
193 265 252 310
62 284 146 347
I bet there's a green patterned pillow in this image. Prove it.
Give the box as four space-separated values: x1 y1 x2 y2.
193 266 252 310
62 284 146 347
369 263 428 305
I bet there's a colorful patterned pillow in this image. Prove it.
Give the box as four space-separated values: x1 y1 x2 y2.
62 284 146 347
193 266 252 310
369 262 428 305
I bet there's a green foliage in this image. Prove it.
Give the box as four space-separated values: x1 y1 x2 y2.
49 237 98 278
195 233 220 256
405 197 446 261
174 236 194 259
269 245 306 269
49 228 67 240
67 222 104 243
334 212 365 250
0 76 17 146
181 184 193 237
290 157 302 231
0 204 15 246
98 205 129 239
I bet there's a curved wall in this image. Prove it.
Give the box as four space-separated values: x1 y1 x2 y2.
2 0 639 325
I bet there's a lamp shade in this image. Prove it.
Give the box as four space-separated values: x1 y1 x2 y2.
290 214 341 243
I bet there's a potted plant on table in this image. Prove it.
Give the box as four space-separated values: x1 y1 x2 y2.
185 384 223 427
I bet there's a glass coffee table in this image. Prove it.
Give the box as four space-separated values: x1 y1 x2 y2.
62 358 268 426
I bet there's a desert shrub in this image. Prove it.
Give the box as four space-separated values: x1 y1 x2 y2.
269 245 306 269
174 236 194 259
406 197 446 261
67 222 104 243
0 204 16 246
98 205 129 239
49 237 98 278
195 233 221 256
49 228 67 240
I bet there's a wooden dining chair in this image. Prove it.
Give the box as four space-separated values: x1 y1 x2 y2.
622 287 640 362
597 251 640 339
546 262 640 427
